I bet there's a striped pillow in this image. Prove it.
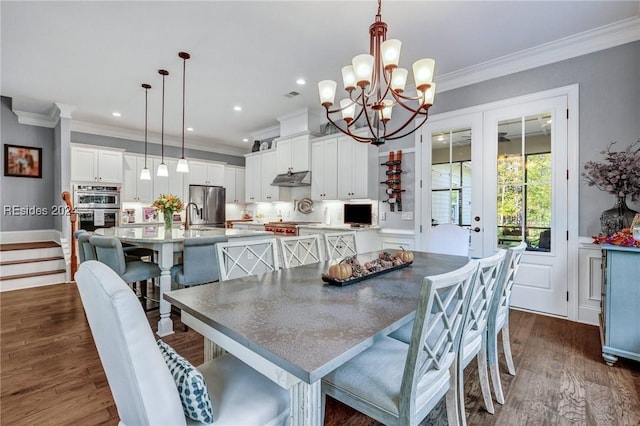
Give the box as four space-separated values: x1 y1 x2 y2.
156 340 213 423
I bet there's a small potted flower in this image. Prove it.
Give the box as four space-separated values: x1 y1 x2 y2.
152 194 184 232
582 140 640 235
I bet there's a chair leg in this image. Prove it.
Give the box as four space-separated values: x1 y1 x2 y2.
487 325 505 404
477 338 495 414
456 357 467 426
446 362 461 426
321 392 327 426
502 323 516 375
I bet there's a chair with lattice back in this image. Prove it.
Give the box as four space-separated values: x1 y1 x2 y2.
487 241 527 405
323 231 358 260
279 234 324 269
321 259 479 426
216 238 279 281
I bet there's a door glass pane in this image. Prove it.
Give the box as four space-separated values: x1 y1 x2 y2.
431 127 471 226
496 113 552 250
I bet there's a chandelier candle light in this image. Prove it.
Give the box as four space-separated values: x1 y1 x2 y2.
318 0 436 146
140 83 152 180
176 51 190 173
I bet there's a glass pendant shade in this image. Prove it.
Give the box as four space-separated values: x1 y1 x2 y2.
391 68 408 93
176 157 189 173
413 58 435 91
140 167 151 180
381 39 401 69
341 66 356 91
340 99 356 123
352 54 374 87
379 99 393 122
157 162 168 177
318 80 337 107
420 83 436 107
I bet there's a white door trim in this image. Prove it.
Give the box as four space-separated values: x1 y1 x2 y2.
415 84 580 321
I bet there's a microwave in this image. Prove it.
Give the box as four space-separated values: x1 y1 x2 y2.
74 184 121 209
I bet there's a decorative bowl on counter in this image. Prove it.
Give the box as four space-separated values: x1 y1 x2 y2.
322 250 414 286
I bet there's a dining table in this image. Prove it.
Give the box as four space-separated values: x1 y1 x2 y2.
164 250 469 426
98 225 272 336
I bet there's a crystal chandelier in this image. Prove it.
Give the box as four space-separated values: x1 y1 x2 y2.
318 0 436 146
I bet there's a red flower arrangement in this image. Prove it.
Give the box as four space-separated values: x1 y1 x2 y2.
592 228 640 247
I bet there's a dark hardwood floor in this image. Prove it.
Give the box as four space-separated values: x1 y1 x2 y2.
1 282 639 425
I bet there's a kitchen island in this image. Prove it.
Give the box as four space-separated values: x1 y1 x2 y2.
100 225 272 335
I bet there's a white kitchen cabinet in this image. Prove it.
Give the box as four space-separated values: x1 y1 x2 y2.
245 154 261 203
337 135 376 199
188 161 225 186
122 154 153 202
245 151 280 203
311 136 338 200
261 151 280 202
275 133 311 174
71 146 123 183
153 158 183 202
224 166 246 203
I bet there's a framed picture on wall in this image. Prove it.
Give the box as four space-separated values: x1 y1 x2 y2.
4 144 42 178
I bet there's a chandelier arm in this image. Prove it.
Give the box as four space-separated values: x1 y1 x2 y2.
392 97 430 115
385 109 431 141
323 108 374 144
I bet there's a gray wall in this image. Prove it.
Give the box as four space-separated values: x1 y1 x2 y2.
0 96 55 231
379 41 640 236
71 132 245 167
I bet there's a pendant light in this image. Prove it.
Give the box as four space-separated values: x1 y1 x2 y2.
139 83 152 180
176 51 191 173
157 69 169 177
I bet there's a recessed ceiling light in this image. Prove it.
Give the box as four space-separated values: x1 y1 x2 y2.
112 112 121 117
242 138 249 142
187 127 194 132
296 78 306 85
233 106 242 112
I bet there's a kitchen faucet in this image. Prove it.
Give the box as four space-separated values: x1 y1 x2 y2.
184 202 202 230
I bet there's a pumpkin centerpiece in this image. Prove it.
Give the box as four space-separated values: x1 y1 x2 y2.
395 247 414 263
327 261 353 280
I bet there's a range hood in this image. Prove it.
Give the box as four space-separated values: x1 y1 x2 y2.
271 170 311 187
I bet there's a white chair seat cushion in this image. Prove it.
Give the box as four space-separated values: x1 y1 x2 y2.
196 354 290 426
322 336 452 419
157 340 214 423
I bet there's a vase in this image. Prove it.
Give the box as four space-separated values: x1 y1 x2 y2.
164 212 173 232
600 195 638 236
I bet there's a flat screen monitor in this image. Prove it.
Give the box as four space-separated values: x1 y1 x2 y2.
344 203 372 227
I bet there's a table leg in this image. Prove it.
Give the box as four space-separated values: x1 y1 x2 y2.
289 380 322 426
156 244 174 336
204 337 227 361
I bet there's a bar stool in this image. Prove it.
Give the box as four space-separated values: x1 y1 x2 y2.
170 236 228 287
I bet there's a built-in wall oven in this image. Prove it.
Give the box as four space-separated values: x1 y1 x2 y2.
74 184 121 231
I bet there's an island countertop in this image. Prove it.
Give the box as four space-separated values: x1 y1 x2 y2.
102 225 273 243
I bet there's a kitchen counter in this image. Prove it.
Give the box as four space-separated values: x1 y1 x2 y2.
103 225 272 243
297 224 381 232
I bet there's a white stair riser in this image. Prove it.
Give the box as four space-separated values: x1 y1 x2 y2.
1 259 66 277
0 247 61 263
0 273 67 292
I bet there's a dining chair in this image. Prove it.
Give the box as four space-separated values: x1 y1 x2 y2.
75 260 290 426
426 224 469 257
321 259 479 426
170 236 228 287
89 235 161 309
323 231 358 260
216 238 279 281
76 231 96 263
455 249 506 424
279 234 323 269
487 241 527 405
388 250 506 423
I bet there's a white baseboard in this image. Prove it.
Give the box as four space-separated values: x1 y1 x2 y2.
0 229 62 244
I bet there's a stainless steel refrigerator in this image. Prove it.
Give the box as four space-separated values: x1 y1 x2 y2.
187 185 226 228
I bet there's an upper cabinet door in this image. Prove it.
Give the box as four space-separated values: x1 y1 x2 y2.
276 138 292 174
97 150 123 183
71 147 98 182
275 134 311 174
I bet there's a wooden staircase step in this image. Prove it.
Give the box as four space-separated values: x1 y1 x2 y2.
0 241 60 251
0 269 67 282
0 256 65 266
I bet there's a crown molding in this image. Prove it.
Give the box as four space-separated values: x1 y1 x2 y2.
436 17 640 93
70 120 247 157
250 125 280 141
12 102 77 128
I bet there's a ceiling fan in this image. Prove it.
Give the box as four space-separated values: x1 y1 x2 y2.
498 132 511 142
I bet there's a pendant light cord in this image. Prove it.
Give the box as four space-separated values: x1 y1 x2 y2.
158 69 169 163
182 56 186 158
144 85 148 167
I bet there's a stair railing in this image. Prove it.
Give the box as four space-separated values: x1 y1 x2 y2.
61 191 78 279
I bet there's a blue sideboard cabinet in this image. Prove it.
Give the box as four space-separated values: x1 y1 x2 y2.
599 244 640 366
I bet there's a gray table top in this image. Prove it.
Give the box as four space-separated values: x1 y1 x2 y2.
164 251 469 384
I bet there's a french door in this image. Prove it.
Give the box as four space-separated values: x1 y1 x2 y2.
420 94 569 317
